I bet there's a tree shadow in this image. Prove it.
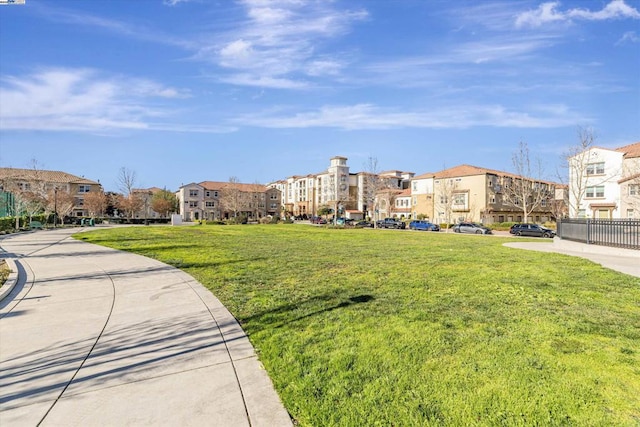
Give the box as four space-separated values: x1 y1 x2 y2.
242 294 375 332
0 312 244 407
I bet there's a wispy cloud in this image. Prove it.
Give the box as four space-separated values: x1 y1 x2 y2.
616 30 640 45
198 0 367 89
515 0 640 28
0 68 233 133
163 0 193 6
234 103 586 130
34 3 194 49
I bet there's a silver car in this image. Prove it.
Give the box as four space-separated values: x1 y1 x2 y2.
453 222 492 234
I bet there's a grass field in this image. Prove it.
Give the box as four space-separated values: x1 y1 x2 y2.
78 225 640 426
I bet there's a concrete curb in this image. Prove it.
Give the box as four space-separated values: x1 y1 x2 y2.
0 257 18 302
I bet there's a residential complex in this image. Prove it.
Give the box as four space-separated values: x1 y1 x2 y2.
268 156 414 221
568 142 640 219
3 142 638 223
177 181 281 222
268 157 560 224
0 167 102 218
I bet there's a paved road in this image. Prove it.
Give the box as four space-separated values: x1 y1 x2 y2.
0 228 292 427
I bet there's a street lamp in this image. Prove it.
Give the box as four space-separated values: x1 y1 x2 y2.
54 187 58 228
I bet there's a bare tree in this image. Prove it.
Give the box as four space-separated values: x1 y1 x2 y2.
3 160 49 226
363 157 384 227
220 176 247 220
117 167 137 196
502 141 550 223
83 190 108 218
548 187 569 221
247 181 266 220
49 190 75 224
115 167 143 219
562 126 596 218
433 177 459 231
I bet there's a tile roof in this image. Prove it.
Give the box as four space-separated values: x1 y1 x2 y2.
413 172 435 179
199 181 271 192
615 142 640 158
0 167 100 185
618 173 640 184
433 164 558 185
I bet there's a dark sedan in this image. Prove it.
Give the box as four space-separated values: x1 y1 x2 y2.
510 223 555 238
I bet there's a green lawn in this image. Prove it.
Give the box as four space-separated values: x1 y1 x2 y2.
78 225 640 426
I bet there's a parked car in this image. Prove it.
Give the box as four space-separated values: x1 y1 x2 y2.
310 216 327 224
510 223 555 238
453 222 492 234
355 220 373 228
376 218 406 229
409 220 440 231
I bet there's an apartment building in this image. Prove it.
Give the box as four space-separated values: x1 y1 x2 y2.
270 156 415 220
411 165 559 225
0 167 102 218
568 142 640 219
178 181 281 221
410 172 435 220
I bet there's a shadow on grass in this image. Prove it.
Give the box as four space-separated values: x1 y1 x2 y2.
242 294 375 332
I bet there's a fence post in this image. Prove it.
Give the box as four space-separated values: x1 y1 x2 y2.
586 219 591 245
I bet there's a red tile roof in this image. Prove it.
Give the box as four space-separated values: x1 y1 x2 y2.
616 142 640 158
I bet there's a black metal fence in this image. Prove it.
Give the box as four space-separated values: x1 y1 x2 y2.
558 219 640 250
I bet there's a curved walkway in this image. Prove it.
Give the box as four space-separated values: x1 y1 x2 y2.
0 228 292 426
504 238 640 278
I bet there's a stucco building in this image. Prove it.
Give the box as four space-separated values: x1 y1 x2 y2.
177 181 281 221
568 142 640 219
0 167 102 218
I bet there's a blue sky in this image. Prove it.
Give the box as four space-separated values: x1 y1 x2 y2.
1 0 638 192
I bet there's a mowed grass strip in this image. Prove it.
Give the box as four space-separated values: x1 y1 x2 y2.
79 225 640 426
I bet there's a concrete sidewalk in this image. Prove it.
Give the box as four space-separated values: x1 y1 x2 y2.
0 228 292 426
504 237 640 278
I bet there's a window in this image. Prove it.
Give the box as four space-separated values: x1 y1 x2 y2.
214 191 219 198
541 199 547 207
189 201 198 208
205 191 211 197
629 185 639 196
627 209 635 219
586 162 605 175
78 185 91 193
189 190 199 197
453 194 466 205
586 185 605 198
270 203 278 209
205 201 215 208
578 209 586 218
412 182 417 191
489 195 496 204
